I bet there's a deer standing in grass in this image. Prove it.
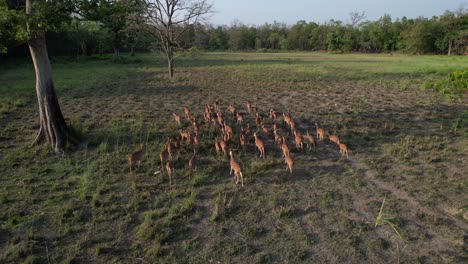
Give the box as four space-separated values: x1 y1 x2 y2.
253 132 265 159
188 150 197 171
229 150 244 186
240 134 247 152
283 112 292 126
246 101 252 113
183 106 191 120
166 160 174 184
305 130 316 151
160 147 169 171
339 143 349 159
284 155 294 176
281 136 290 158
229 103 236 116
274 129 282 145
128 144 145 171
236 113 244 125
180 130 191 143
294 130 303 151
328 134 340 146
173 113 181 126
315 123 325 141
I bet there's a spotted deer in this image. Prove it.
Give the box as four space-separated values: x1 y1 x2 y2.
229 150 244 186
128 144 145 171
253 132 265 159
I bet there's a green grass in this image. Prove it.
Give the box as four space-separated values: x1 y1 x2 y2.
0 51 467 263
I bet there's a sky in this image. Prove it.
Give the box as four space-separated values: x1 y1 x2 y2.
209 0 467 26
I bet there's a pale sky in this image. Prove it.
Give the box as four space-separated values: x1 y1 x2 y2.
209 0 467 26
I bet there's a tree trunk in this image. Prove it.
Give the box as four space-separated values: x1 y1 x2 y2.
130 46 135 56
167 46 174 79
28 34 77 153
448 39 452 56
26 0 77 153
113 47 120 61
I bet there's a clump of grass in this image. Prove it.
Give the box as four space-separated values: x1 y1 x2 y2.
375 198 406 241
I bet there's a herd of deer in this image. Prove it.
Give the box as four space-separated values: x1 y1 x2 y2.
128 101 349 186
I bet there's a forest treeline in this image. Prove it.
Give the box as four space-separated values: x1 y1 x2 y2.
2 4 467 58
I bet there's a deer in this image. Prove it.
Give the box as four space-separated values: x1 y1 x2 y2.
283 112 292 126
261 123 269 135
183 106 191 120
219 139 228 156
165 139 175 160
289 119 296 133
188 149 197 171
255 112 263 127
229 103 236 116
281 136 290 158
269 108 278 120
229 150 244 187
339 143 349 159
273 129 282 145
305 130 316 151
217 111 224 126
253 132 265 159
214 139 221 155
246 101 252 113
328 133 340 146
166 160 175 185
180 130 191 143
294 130 303 151
192 134 200 147
236 112 244 125
252 104 258 114
223 122 233 139
284 155 294 176
239 133 247 152
160 147 169 171
173 113 181 126
315 122 325 141
128 144 145 171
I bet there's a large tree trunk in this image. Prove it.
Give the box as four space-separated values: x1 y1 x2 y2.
27 0 77 153
113 47 121 61
167 46 174 79
448 39 452 56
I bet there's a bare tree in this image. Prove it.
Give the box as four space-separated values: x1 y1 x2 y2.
349 11 366 28
144 0 213 79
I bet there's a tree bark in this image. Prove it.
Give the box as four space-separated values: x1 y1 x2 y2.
113 47 120 61
448 39 452 56
27 0 77 153
167 46 174 79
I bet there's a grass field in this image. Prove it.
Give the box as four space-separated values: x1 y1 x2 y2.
0 52 467 263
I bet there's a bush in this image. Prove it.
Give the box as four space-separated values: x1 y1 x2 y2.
422 70 468 98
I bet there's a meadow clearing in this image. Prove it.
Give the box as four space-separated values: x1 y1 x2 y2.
0 52 467 263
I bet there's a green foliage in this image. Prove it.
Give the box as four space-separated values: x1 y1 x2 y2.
422 70 468 98
0 1 27 53
375 198 406 241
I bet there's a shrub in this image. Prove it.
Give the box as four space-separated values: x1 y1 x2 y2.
422 70 468 98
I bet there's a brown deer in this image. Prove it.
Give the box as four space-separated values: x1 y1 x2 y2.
240 133 247 152
269 108 278 120
180 130 191 143
229 103 236 116
305 130 316 151
315 122 325 141
188 150 197 171
128 144 145 171
229 150 244 186
236 112 244 125
328 134 340 146
281 136 290 158
339 143 349 159
160 147 169 171
289 119 296 133
219 139 228 156
253 132 265 159
294 130 303 151
183 106 191 120
283 112 292 126
166 160 175 184
246 101 252 113
284 155 294 176
273 129 282 145
214 139 221 155
173 113 181 126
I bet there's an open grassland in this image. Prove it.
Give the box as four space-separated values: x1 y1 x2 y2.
0 52 467 263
